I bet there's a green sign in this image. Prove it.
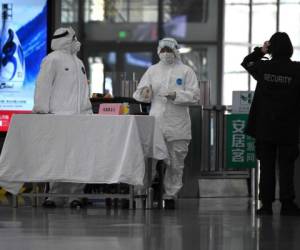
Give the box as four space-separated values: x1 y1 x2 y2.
118 31 127 39
226 114 256 168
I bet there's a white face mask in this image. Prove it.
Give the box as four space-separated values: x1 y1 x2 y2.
71 41 81 54
159 52 176 64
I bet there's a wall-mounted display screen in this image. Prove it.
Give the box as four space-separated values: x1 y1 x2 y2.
0 0 48 131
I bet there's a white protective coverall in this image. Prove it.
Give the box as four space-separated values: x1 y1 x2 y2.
133 38 200 198
33 27 92 205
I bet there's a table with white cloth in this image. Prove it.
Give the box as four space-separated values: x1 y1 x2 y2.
0 114 168 208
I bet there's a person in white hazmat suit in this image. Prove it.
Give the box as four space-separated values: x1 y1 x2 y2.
133 38 200 209
33 27 92 208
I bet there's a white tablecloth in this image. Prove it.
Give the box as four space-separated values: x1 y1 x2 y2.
0 114 168 194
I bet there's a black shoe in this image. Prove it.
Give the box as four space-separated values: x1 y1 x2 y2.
256 206 273 215
42 200 56 208
164 199 175 210
70 200 82 209
281 202 300 216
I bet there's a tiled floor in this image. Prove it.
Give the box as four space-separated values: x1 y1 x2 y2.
0 198 299 250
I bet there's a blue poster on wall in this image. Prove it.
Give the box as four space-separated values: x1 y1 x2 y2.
0 0 48 111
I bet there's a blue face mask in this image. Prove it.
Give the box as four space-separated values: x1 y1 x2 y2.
159 52 175 64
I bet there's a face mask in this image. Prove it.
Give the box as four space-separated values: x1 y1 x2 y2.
71 41 81 54
159 52 176 64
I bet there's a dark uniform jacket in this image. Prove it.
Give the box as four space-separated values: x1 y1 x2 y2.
241 48 300 144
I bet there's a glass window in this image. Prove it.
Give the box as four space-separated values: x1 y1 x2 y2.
223 0 300 105
124 52 152 73
84 0 158 23
224 1 250 105
128 0 158 22
181 47 208 81
226 0 249 3
223 0 281 105
224 45 248 75
250 76 256 90
293 48 300 61
252 2 276 45
224 3 249 43
163 0 218 41
89 57 104 95
223 45 249 105
223 73 249 105
85 0 105 22
84 0 158 41
61 0 78 23
179 45 217 104
280 0 300 2
163 0 209 23
279 1 300 47
88 52 116 96
122 52 152 97
253 0 276 3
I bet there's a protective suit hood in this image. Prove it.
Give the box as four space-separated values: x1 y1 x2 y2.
157 37 181 60
51 27 78 53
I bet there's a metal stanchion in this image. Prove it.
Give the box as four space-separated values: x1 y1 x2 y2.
145 158 153 209
215 105 226 171
251 167 256 207
200 80 212 172
12 194 18 208
201 105 212 171
129 185 134 209
32 183 38 207
255 161 260 210
250 160 259 212
201 105 226 172
157 160 165 209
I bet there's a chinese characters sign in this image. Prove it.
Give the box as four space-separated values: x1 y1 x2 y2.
99 103 123 115
226 114 256 168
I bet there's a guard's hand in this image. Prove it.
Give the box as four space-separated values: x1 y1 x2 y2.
166 91 176 101
261 41 270 54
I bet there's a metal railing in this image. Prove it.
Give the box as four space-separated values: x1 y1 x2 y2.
199 80 250 177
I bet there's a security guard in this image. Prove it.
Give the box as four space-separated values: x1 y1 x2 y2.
241 32 300 216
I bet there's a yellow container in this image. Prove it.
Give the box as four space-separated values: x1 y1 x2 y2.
122 103 129 115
